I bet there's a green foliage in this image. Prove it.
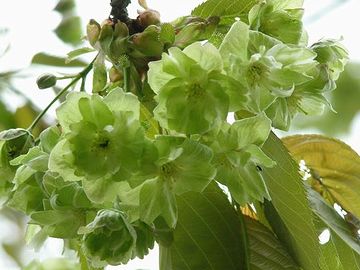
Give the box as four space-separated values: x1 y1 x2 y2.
0 0 358 269
32 53 88 67
160 183 248 270
244 216 300 269
262 133 320 269
54 0 83 45
284 135 360 218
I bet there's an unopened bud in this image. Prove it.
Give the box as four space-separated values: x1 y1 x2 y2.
137 9 161 28
114 21 129 39
99 23 114 56
109 66 124 82
36 74 57 89
160 23 175 44
131 25 163 57
87 19 101 46
174 17 219 48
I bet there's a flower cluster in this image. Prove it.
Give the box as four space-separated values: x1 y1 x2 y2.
0 0 349 267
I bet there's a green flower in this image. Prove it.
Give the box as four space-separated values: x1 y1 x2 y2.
0 129 34 199
138 136 216 227
51 88 148 203
220 21 317 114
28 172 93 239
266 39 348 129
210 114 274 205
249 0 304 45
132 221 155 259
148 42 243 134
82 209 137 266
218 21 347 130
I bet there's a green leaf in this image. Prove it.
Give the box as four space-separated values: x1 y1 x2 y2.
328 231 360 269
244 216 300 270
268 0 303 9
32 53 87 67
54 0 76 14
308 189 360 255
262 133 321 270
192 0 258 20
160 183 248 270
66 47 95 64
310 192 360 270
55 16 82 45
283 135 360 218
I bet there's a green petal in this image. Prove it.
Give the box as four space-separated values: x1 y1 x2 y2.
140 178 177 228
78 95 114 129
231 113 272 148
56 92 90 133
104 87 140 119
183 41 223 72
48 140 84 182
82 177 129 204
148 59 175 94
312 39 349 81
172 139 216 194
154 78 229 134
39 126 61 154
265 98 292 130
219 21 249 67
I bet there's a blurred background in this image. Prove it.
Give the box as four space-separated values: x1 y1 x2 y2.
0 0 359 269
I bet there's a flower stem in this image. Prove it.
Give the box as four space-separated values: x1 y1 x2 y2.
27 56 97 132
123 66 131 92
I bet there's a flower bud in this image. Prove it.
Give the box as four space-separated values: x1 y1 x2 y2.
131 25 164 57
36 74 57 89
109 66 124 83
113 21 129 39
82 209 137 265
137 9 161 28
0 128 34 158
160 23 175 45
87 19 101 46
99 22 115 56
174 16 220 48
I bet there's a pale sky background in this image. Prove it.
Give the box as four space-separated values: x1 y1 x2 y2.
0 0 360 269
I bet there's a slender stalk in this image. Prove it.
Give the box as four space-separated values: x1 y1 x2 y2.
27 56 97 132
27 77 80 132
56 74 77 80
123 66 130 92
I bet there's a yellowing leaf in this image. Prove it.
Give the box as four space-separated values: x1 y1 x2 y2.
283 134 360 218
